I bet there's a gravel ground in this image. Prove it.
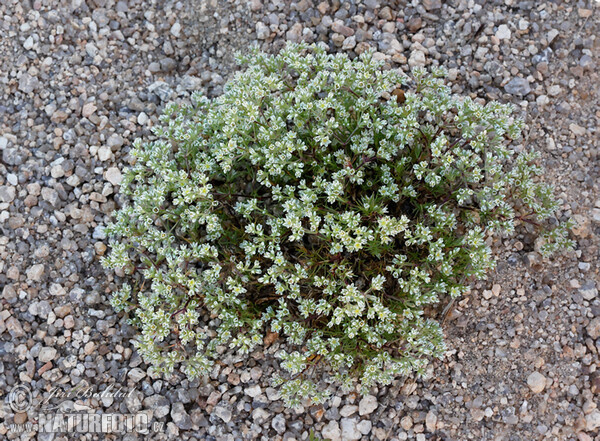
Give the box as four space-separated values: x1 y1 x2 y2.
0 0 598 440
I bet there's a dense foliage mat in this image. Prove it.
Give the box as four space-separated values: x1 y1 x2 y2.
103 43 572 406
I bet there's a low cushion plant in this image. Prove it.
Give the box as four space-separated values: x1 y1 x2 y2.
103 43 573 407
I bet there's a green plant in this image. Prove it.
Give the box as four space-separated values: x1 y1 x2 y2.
103 43 573 407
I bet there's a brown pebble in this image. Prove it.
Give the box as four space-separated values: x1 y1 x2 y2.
14 412 28 425
38 361 53 375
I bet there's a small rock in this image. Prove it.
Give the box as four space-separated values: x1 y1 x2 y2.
331 21 354 37
527 372 546 393
256 22 270 40
64 315 75 328
29 300 51 319
340 404 358 417
0 186 16 203
322 421 341 441
137 112 148 125
251 408 270 423
105 167 122 186
160 58 177 72
39 347 58 362
504 77 531 96
85 42 98 58
143 395 170 419
6 317 25 337
128 368 146 383
93 225 106 240
586 410 600 431
149 81 173 102
19 73 38 93
408 50 426 68
250 0 262 11
587 318 600 340
581 283 598 300
214 406 232 423
548 85 562 96
245 384 262 398
170 22 181 38
569 123 586 136
271 414 286 434
286 23 303 42
496 24 511 40
426 411 437 432
14 412 28 425
41 188 59 206
547 29 559 44
407 17 422 32
340 418 361 441
422 0 442 10
97 146 112 162
107 133 124 149
82 102 97 118
358 395 378 416
378 6 393 20
49 283 66 296
171 403 192 430
23 36 34 50
357 420 372 435
84 342 95 355
342 36 357 50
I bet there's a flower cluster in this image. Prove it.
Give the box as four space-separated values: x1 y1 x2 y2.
103 43 573 407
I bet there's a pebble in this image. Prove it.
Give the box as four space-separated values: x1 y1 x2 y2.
107 134 124 149
340 404 358 417
49 283 66 296
504 77 531 96
214 406 232 423
256 22 270 40
82 102 97 118
527 372 546 394
271 414 286 434
408 50 426 68
580 283 598 301
127 368 146 383
340 418 362 441
401 415 413 430
97 146 112 162
171 403 192 430
23 35 34 50
6 317 25 338
144 395 170 419
105 167 123 186
426 411 437 432
138 112 149 125
423 0 442 10
170 22 182 38
26 264 45 282
569 123 587 136
586 410 600 431
245 384 262 398
587 318 600 340
42 188 59 206
39 347 58 363
0 186 16 203
321 420 341 441
496 24 512 40
358 395 378 415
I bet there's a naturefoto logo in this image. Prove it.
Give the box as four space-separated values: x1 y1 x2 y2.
8 385 32 412
6 384 165 434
